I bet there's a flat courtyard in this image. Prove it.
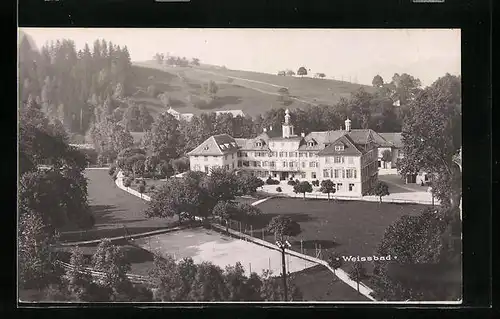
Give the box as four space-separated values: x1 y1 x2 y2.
134 227 317 277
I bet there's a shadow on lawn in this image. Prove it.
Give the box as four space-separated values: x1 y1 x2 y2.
248 213 316 230
291 239 339 250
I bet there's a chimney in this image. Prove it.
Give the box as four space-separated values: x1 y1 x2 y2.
345 118 351 132
301 132 305 137
269 126 273 131
263 128 267 132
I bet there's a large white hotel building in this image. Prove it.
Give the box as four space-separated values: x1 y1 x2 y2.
188 109 400 197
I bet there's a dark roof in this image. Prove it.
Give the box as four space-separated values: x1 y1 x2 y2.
378 133 403 148
187 134 238 156
299 131 346 150
317 134 364 156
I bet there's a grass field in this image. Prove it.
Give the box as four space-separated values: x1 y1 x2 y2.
129 62 374 118
245 198 428 272
59 169 177 242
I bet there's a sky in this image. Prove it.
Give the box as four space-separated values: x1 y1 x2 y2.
20 28 461 87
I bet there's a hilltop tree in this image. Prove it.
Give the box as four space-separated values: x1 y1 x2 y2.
286 70 295 76
293 181 313 200
391 73 422 106
191 58 200 66
297 67 307 78
372 75 384 88
277 71 286 76
320 179 336 201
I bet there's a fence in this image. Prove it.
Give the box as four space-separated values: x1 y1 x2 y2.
209 221 376 301
212 218 327 267
55 260 153 285
284 192 435 205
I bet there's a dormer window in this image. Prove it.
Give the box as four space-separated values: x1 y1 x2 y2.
335 145 345 151
307 141 315 147
203 145 209 151
256 141 262 147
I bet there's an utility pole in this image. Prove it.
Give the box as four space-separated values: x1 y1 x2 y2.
276 239 291 301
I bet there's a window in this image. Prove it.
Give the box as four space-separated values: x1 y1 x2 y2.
224 155 228 160
354 169 357 178
349 183 354 191
348 157 353 164
204 156 208 162
342 169 345 178
336 183 342 191
334 156 344 164
308 142 314 147
309 162 315 168
335 145 345 151
225 164 230 170
323 169 330 178
257 161 262 167
243 161 249 167
289 152 296 157
252 161 257 167
270 161 275 168
203 145 209 151
256 142 262 147
263 161 268 167
232 163 235 169
299 153 303 158
309 152 315 157
334 169 340 178
194 164 200 171
237 161 242 167
204 165 209 173
346 169 354 179
289 162 294 168
301 172 306 178
302 162 306 168
283 161 287 167
311 172 317 179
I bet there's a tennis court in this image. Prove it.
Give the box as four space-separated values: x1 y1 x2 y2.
133 227 317 277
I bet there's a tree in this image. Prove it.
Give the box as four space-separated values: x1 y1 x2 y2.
348 261 368 294
371 181 390 203
277 71 286 76
318 73 326 79
189 262 229 301
212 200 239 232
297 67 307 77
64 247 99 301
397 73 461 213
18 211 60 289
293 181 313 200
204 80 219 99
277 87 293 106
91 239 133 300
266 215 301 243
236 172 265 195
203 166 238 202
320 179 336 201
170 157 190 174
372 75 384 88
142 112 181 162
159 92 171 108
191 58 200 66
327 251 343 276
381 150 392 168
286 70 295 76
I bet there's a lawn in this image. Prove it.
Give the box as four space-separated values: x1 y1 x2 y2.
58 169 178 242
244 198 428 273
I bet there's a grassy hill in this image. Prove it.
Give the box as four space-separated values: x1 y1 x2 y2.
128 61 375 119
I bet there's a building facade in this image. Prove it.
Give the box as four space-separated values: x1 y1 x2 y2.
188 110 386 197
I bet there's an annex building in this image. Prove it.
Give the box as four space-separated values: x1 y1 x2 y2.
188 109 400 197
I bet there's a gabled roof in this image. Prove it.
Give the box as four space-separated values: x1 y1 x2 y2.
317 134 364 156
379 133 403 148
187 134 238 156
299 131 345 150
235 137 271 151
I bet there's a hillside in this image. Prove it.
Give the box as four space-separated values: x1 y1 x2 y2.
129 61 374 118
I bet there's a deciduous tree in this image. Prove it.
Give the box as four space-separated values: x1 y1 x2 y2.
293 181 313 200
320 179 336 201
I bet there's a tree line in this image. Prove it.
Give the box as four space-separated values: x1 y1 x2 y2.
19 36 133 137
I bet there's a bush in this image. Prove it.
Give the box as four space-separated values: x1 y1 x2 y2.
149 185 156 191
138 184 146 194
123 178 132 187
108 165 117 176
287 180 297 186
266 177 280 185
276 187 282 192
312 180 320 187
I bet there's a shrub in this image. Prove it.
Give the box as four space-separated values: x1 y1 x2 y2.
312 180 320 187
149 185 156 191
108 165 117 176
138 184 146 194
276 187 282 192
123 178 132 187
287 180 297 186
295 179 300 184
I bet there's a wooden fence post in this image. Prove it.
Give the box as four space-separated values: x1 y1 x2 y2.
250 225 253 237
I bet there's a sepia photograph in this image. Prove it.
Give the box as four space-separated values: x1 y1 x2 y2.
18 28 462 304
